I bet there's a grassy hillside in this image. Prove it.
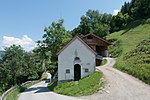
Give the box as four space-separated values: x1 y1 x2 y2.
106 19 150 84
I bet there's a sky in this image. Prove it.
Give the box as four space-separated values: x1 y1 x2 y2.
0 0 131 51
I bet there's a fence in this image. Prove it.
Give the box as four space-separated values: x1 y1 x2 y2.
1 72 52 100
1 81 36 100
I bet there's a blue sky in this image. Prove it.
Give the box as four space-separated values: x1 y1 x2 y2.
0 0 131 51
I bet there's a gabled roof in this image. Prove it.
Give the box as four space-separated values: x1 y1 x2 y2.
82 33 111 45
56 35 97 56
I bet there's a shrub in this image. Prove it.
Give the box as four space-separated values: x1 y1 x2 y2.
108 39 123 57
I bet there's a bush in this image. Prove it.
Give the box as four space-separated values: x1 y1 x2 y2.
108 39 123 57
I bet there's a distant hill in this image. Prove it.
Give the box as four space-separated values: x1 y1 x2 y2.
106 18 150 84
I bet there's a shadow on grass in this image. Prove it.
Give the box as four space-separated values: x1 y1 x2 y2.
19 86 28 92
47 81 57 91
121 19 147 35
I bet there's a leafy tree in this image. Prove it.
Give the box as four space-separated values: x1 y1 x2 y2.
0 62 7 93
41 19 71 55
110 0 150 33
71 9 112 38
33 46 51 72
1 45 25 85
121 0 150 20
0 45 42 92
37 19 71 75
110 12 132 32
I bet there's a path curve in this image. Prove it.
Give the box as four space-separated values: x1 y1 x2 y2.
81 58 150 100
18 73 81 100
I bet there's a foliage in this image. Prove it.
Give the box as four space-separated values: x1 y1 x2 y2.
40 19 71 55
0 19 71 95
33 46 51 72
71 10 112 38
101 59 107 66
107 19 150 84
121 0 150 19
108 39 123 57
37 19 71 76
110 12 132 32
0 45 43 93
48 71 103 96
71 0 150 35
47 81 57 91
110 0 150 32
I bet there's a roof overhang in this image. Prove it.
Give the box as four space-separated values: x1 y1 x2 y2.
56 35 97 56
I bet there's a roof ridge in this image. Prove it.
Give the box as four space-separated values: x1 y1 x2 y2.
82 33 111 45
56 35 97 56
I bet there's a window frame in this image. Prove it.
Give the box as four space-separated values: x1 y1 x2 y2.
85 68 89 72
66 69 70 74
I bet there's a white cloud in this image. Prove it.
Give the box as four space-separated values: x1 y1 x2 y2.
113 9 120 16
2 35 36 51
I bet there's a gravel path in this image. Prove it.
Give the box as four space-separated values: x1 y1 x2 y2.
18 73 81 100
18 58 150 100
81 58 150 100
18 81 81 100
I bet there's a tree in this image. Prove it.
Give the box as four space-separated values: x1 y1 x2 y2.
121 2 131 15
41 19 71 55
1 45 25 85
71 9 112 38
37 19 71 75
121 0 150 20
0 62 7 92
33 46 51 72
0 45 42 92
110 12 132 32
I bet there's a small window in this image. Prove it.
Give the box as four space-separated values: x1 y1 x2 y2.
85 69 89 72
75 57 80 61
87 36 93 39
66 69 70 74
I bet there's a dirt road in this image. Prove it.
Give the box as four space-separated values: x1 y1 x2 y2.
18 72 82 100
18 58 150 100
81 58 150 100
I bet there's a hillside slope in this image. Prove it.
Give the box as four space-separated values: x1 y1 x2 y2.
106 19 150 84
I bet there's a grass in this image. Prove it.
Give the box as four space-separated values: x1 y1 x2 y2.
5 72 47 100
101 59 107 65
106 19 150 84
48 71 103 96
5 86 19 100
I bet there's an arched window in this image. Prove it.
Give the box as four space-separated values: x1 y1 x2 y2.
74 57 80 61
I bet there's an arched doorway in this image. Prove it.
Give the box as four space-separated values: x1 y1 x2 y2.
74 64 81 81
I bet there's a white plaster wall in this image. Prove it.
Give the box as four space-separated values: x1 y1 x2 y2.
58 38 96 81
